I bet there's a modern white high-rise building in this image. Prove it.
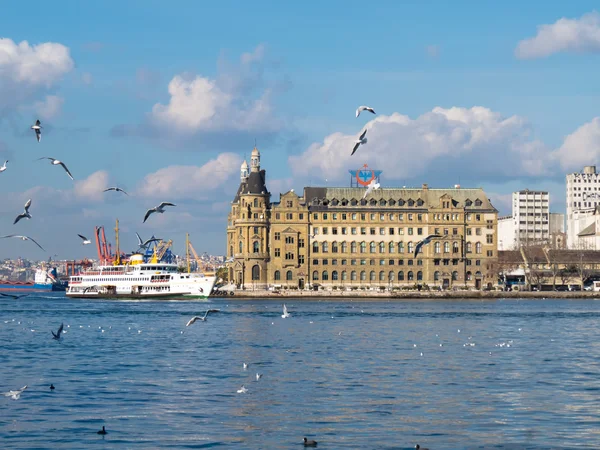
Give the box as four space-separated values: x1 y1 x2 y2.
497 190 551 250
566 165 600 248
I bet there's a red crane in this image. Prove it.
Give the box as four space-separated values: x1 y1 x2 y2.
95 226 113 264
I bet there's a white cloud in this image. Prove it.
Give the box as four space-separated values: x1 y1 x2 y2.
551 117 600 171
33 95 64 120
74 170 110 202
289 106 551 185
515 11 600 59
487 192 513 216
0 38 74 86
136 152 242 200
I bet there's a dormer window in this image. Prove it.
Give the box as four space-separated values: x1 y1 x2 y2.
474 199 482 207
465 199 472 207
408 199 414 207
416 199 424 206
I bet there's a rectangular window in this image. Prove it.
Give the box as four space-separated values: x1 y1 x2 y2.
408 260 413 266
408 214 413 221
417 214 422 221
408 228 413 235
380 214 385 221
351 259 357 265
254 226 259 234
285 236 294 244
322 259 328 265
475 260 481 266
313 213 318 220
476 228 482 236
360 259 366 265
487 250 493 257
286 201 293 207
286 213 293 220
379 259 385 265
313 227 319 235
389 228 395 235
285 252 294 260
444 228 449 235
333 213 338 220
274 232 281 241
466 228 472 236
370 228 376 235
389 259 395 265
453 228 458 235
361 213 366 221
299 213 304 220
352 213 357 220
476 214 481 221
313 259 319 265
323 213 328 220
379 228 385 235
299 239 305 248
370 213 376 220
299 255 305 264
361 227 367 235
351 227 357 235
323 227 328 235
342 213 347 220
275 248 280 257
399 228 404 235
417 228 423 235
332 227 338 235
434 228 440 235
486 234 493 244
342 227 347 235
399 214 404 221
276 213 281 220
341 259 347 265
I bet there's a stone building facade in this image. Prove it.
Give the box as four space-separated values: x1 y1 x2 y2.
227 148 499 290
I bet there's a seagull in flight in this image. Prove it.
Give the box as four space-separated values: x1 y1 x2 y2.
0 292 29 299
37 157 73 180
351 129 368 156
52 323 64 340
78 234 91 245
362 179 380 199
136 232 161 249
185 309 221 326
104 187 129 195
4 385 27 400
282 304 290 318
414 234 443 258
0 160 8 173
13 199 32 225
31 120 42 142
0 234 45 251
356 105 376 118
143 202 176 223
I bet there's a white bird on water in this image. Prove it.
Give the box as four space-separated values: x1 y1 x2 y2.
256 373 262 381
31 120 42 142
237 385 248 394
356 105 376 118
282 304 290 318
13 199 32 225
37 157 74 180
0 160 8 173
143 202 176 223
4 385 27 400
0 234 45 251
78 234 91 245
351 129 368 156
362 179 380 199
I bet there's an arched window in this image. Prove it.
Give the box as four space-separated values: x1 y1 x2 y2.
398 271 405 281
360 242 366 253
417 271 423 281
312 271 319 281
388 271 395 281
408 271 414 281
286 270 293 281
313 242 319 253
341 242 347 253
466 242 472 253
475 271 482 278
379 242 385 253
452 271 458 281
466 271 472 281
444 242 450 253
322 242 329 253
253 241 260 253
476 242 482 254
274 270 281 281
332 242 338 253
253 198 258 207
351 271 357 281
239 241 243 253
398 242 404 253
434 242 441 254
407 242 414 254
332 271 339 281
360 271 366 281
370 242 376 253
322 271 329 281
342 271 347 281
389 242 395 253
252 265 260 280
453 242 459 253
434 271 440 281
370 271 376 281
351 242 357 253
379 271 385 281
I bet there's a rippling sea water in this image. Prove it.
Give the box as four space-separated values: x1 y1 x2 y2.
2 294 600 449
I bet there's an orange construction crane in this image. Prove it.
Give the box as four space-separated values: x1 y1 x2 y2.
186 234 214 274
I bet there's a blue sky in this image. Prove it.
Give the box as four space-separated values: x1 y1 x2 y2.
1 1 600 259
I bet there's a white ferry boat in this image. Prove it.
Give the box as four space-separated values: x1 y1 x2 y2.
66 254 216 299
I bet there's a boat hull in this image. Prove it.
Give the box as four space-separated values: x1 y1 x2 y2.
0 282 66 291
66 293 209 300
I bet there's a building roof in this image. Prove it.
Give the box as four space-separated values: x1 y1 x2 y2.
578 222 596 237
233 169 268 202
521 247 547 264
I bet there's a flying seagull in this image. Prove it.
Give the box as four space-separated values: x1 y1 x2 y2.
52 323 64 340
362 179 380 199
282 304 290 319
78 234 91 245
0 292 29 300
37 157 74 180
13 199 32 225
136 232 161 249
31 120 42 142
414 234 443 258
185 309 221 326
4 385 27 400
143 202 176 223
0 234 45 251
356 105 376 118
351 129 368 156
0 160 8 173
104 187 129 195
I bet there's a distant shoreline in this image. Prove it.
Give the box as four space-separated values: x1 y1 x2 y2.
212 290 600 300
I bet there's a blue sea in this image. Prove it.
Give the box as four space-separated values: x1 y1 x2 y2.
2 294 600 449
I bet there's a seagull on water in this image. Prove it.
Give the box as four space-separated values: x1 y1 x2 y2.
243 362 248 370
413 234 443 257
282 304 290 318
185 309 220 326
0 234 45 251
237 385 248 394
103 187 129 195
362 179 380 199
37 157 74 180
4 385 27 400
13 199 32 225
0 292 29 300
256 373 262 381
31 120 42 142
0 160 8 173
52 323 64 340
78 234 91 245
351 129 367 156
143 202 176 223
415 445 429 450
356 105 376 118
